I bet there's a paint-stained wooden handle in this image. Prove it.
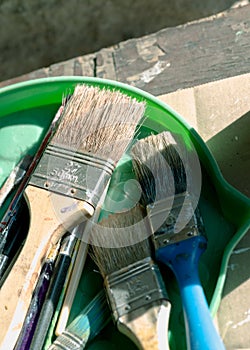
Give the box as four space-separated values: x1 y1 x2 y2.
119 300 171 350
0 185 92 350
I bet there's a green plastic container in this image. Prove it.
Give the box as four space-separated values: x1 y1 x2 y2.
0 77 249 350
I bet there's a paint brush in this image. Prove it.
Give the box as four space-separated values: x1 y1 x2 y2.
55 239 88 336
14 240 61 350
48 289 111 350
0 199 29 282
0 84 145 350
0 98 69 283
89 205 171 350
131 131 225 350
55 196 102 337
30 229 78 349
0 156 32 260
42 236 81 350
0 94 70 259
0 155 33 207
15 226 81 350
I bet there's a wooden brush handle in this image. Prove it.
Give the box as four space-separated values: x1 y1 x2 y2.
0 185 91 350
119 300 171 350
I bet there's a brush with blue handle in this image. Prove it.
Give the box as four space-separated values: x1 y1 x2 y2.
131 131 225 350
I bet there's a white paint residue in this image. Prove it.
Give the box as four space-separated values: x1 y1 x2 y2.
232 309 250 329
225 320 234 327
157 304 171 349
232 247 250 254
140 61 170 83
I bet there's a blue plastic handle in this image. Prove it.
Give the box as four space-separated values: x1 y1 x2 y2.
156 236 225 350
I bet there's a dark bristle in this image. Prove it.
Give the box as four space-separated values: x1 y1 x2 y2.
89 205 153 277
131 131 187 206
52 85 146 162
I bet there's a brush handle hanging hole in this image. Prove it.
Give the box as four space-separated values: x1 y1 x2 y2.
145 295 151 301
166 214 176 225
44 181 50 188
70 188 76 195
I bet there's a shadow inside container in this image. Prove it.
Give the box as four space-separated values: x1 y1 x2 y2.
206 109 250 296
206 109 250 198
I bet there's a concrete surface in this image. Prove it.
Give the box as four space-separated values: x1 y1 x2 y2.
0 0 244 81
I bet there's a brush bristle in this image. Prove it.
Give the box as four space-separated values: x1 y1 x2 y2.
52 85 145 161
89 205 152 277
131 131 187 206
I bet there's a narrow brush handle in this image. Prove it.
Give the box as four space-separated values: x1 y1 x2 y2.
55 240 88 336
157 236 225 350
0 186 90 350
42 239 80 349
14 260 55 350
118 300 171 350
30 254 72 350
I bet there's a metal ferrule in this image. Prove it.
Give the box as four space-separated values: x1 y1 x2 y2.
29 143 116 208
0 228 8 253
0 254 8 279
50 330 86 350
147 192 203 249
59 233 77 256
105 257 168 320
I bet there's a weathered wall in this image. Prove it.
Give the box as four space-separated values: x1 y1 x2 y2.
0 0 242 81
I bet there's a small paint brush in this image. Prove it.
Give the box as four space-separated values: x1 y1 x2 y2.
0 154 33 207
55 239 88 336
0 97 70 286
0 94 69 256
30 229 78 349
14 240 61 350
42 236 81 350
55 197 102 337
0 156 32 259
131 131 225 350
48 289 111 350
0 199 28 282
89 205 171 350
0 98 70 282
0 84 145 350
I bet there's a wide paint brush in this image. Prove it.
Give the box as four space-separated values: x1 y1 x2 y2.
89 205 171 350
131 131 225 350
0 84 145 350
